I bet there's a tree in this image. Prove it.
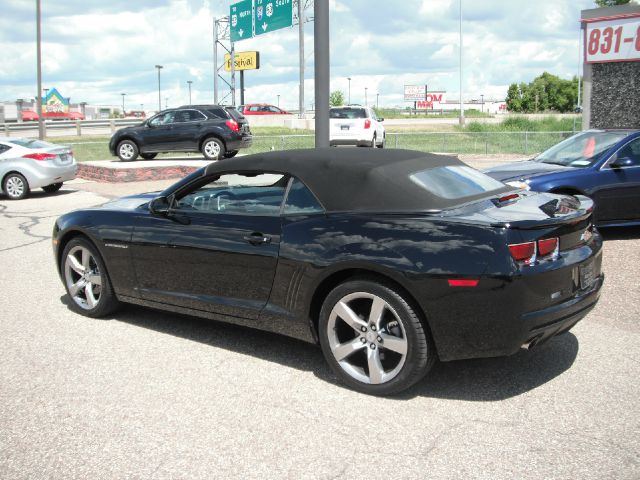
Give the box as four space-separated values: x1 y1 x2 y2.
594 0 630 7
329 90 345 107
505 72 579 113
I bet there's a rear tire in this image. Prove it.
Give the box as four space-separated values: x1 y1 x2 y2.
117 140 139 162
370 134 376 148
42 183 63 193
319 278 436 396
202 137 225 160
3 172 30 200
140 153 157 160
61 237 120 317
377 134 386 148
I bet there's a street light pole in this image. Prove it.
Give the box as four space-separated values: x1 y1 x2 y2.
277 94 280 108
187 80 193 105
36 0 44 139
376 93 379 110
314 0 330 148
459 0 465 126
121 93 126 117
365 87 368 107
480 94 484 113
347 77 351 105
155 64 163 111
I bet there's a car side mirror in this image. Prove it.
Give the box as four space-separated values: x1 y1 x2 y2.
149 196 170 215
609 156 634 169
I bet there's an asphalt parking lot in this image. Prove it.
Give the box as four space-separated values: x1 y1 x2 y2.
1 172 639 479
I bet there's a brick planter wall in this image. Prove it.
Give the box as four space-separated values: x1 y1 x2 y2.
77 163 199 183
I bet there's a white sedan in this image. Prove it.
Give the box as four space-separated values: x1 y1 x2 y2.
0 137 77 200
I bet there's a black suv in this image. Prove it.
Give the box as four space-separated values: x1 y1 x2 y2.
108 105 252 161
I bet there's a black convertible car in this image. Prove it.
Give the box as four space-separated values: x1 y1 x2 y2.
53 149 603 395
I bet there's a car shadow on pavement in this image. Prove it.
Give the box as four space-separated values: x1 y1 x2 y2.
60 297 579 401
599 226 640 241
0 189 75 201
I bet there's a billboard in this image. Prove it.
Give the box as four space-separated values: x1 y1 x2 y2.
404 85 428 101
583 14 640 63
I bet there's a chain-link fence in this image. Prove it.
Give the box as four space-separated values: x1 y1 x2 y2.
245 131 576 156
62 131 577 161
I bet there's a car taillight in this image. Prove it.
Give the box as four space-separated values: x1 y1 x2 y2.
364 119 371 129
537 237 559 258
226 119 240 132
509 237 559 266
508 242 536 266
23 153 56 161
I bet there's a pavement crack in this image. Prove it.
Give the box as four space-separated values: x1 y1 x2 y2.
0 204 56 252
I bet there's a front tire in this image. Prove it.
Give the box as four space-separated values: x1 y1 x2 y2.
202 137 225 160
3 172 30 200
61 237 120 317
42 182 63 193
319 279 435 396
117 140 139 162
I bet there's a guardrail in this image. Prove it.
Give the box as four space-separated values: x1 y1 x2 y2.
1 119 141 136
55 131 577 161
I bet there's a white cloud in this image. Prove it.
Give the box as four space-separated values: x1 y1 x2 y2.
0 0 595 109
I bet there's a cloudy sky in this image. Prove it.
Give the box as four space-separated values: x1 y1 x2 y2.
0 0 597 111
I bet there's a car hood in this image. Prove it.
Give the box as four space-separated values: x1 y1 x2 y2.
484 160 573 182
98 192 158 211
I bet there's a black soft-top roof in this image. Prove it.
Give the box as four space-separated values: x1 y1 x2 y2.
201 148 511 212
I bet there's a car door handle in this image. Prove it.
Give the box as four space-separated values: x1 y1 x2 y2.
243 233 272 245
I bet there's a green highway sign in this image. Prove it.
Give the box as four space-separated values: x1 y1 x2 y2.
230 0 253 42
254 0 293 37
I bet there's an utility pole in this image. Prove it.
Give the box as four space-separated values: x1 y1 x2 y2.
187 80 193 104
36 0 44 139
480 94 484 112
298 0 305 118
155 65 163 111
277 94 280 108
459 0 464 126
347 77 351 104
365 87 368 107
121 93 126 116
213 18 218 103
314 0 329 148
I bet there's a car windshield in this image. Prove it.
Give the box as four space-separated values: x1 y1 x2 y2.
330 108 367 119
409 165 506 200
10 138 55 149
534 131 627 168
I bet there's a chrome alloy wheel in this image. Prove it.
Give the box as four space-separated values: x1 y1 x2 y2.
119 143 135 160
5 176 25 198
327 292 408 384
204 140 221 158
64 246 103 310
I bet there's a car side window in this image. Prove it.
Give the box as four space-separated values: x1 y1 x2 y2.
0 144 11 154
175 173 288 216
616 138 640 167
149 111 175 126
284 178 324 215
175 110 206 123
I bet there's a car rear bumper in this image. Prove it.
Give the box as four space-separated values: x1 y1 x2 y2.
330 138 373 147
21 161 78 189
424 239 604 362
226 135 252 151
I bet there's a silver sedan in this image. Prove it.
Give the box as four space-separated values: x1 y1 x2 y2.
0 137 78 200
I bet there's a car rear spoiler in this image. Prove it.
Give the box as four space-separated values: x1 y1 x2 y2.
490 195 594 230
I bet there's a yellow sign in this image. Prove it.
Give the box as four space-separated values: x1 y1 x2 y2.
224 51 260 72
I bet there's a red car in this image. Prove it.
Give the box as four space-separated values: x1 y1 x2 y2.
239 104 291 115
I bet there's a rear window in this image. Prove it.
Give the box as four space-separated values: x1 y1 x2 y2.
10 138 55 148
410 166 506 200
225 107 245 121
330 108 367 119
206 107 230 119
